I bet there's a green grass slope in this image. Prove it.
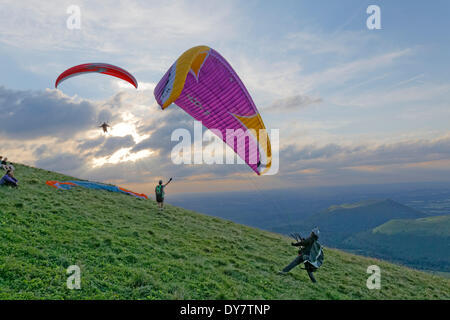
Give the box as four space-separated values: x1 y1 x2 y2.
0 164 449 299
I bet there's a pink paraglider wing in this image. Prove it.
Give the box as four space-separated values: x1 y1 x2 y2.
154 46 271 175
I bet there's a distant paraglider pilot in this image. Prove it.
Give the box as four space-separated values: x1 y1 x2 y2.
155 178 172 211
99 122 110 133
279 227 324 283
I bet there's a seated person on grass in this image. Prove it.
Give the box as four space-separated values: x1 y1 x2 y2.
0 170 18 187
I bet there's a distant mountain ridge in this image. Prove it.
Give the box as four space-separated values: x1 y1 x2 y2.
303 199 427 241
372 215 450 237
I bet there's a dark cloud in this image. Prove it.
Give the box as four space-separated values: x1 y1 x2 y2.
365 139 450 165
78 136 106 151
84 160 155 183
0 87 96 140
31 132 450 190
94 135 135 157
35 152 85 175
133 109 194 157
277 137 450 178
97 109 115 123
33 144 49 157
101 92 128 110
282 143 349 161
77 135 136 158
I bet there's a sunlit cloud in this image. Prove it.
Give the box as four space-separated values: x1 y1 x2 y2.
92 147 153 167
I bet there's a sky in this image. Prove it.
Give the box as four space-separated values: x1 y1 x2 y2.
0 0 449 195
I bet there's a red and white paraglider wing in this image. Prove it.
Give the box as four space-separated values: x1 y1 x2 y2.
55 63 138 89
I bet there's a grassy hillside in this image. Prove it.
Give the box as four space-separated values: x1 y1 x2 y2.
344 216 450 272
0 164 449 299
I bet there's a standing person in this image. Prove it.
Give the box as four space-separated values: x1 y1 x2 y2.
279 227 323 283
155 178 172 211
0 170 18 187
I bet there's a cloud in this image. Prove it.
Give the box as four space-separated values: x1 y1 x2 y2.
35 152 85 175
33 144 49 157
94 135 135 157
297 49 412 93
78 136 106 151
0 87 96 140
278 136 450 176
132 109 193 157
331 83 450 108
27 124 450 193
266 94 322 112
97 109 115 123
0 1 241 74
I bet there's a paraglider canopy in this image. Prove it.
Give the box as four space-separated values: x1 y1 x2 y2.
46 180 148 199
154 46 272 175
55 63 138 89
